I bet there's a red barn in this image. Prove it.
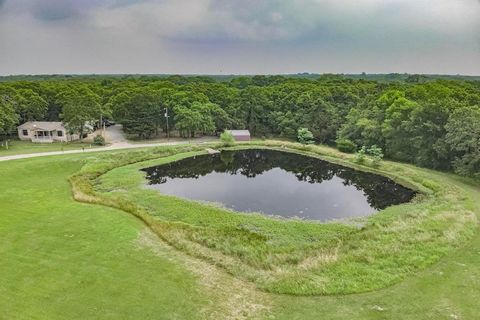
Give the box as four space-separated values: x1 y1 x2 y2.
226 130 251 141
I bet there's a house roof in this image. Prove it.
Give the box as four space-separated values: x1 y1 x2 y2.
226 130 250 136
18 121 65 131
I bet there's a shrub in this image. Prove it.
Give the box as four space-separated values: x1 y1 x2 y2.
367 145 384 167
93 134 106 146
355 146 367 164
355 145 384 166
220 131 235 147
297 128 314 145
336 138 357 153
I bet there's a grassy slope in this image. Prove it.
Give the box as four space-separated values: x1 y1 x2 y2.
0 156 211 319
273 175 480 319
86 142 477 295
0 145 479 319
0 140 97 156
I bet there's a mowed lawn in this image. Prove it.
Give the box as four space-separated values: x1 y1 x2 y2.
0 140 98 157
0 151 479 319
0 156 210 319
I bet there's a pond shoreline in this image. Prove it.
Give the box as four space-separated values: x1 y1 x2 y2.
69 140 477 295
142 148 416 221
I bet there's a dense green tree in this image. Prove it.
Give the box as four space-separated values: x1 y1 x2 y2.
0 97 19 135
235 87 272 135
209 103 232 132
14 89 48 122
338 99 384 149
445 105 480 177
273 111 298 138
173 102 216 138
406 101 454 169
0 75 479 177
112 89 161 138
380 90 418 161
58 87 102 140
297 90 339 143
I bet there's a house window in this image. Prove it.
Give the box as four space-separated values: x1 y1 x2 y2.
57 130 63 137
22 129 28 136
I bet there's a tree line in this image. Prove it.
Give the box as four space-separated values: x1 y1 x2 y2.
0 75 478 177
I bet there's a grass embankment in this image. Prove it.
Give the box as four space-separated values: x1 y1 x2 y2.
70 141 478 295
1 145 480 319
0 155 214 319
0 140 97 156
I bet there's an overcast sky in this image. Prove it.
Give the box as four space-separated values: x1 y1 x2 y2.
0 0 479 75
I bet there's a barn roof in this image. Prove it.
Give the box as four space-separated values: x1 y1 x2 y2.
226 130 250 136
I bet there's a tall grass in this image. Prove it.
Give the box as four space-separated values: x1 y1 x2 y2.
69 141 478 295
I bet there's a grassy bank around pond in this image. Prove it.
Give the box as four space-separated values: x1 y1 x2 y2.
70 140 478 295
1 146 480 319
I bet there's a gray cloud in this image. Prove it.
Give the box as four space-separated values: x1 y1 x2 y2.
0 0 479 75
31 0 79 21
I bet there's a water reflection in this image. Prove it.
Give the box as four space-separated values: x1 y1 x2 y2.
142 149 416 221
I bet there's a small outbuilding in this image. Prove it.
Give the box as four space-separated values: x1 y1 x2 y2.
226 130 251 141
17 121 78 143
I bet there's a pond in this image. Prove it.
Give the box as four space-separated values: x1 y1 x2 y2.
142 149 416 221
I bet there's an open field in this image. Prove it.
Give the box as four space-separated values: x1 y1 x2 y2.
1 141 479 319
0 140 99 156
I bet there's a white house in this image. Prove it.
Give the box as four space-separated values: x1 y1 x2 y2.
17 121 79 143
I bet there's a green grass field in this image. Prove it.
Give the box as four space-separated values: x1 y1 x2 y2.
0 140 99 156
0 141 479 319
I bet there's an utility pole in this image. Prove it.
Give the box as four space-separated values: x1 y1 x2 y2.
100 115 105 138
2 95 11 149
164 108 169 140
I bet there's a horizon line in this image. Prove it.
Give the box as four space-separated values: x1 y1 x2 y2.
1 72 480 78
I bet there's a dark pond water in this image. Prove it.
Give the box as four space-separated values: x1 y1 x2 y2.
142 149 416 221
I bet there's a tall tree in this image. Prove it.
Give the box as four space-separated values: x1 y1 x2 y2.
236 86 271 134
58 87 101 140
445 105 480 177
0 97 19 136
112 89 161 138
173 102 215 138
380 90 418 161
15 89 48 123
297 90 339 143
